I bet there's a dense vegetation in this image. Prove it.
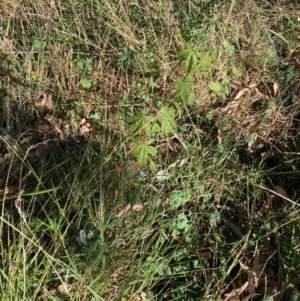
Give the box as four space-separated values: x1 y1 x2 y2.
1 0 300 300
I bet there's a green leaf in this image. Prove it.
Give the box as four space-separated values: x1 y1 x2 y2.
209 81 223 96
221 215 243 238
205 110 214 121
128 111 152 136
32 39 46 50
169 190 191 208
244 132 255 143
173 80 194 104
90 111 101 121
80 78 93 89
209 81 229 98
209 210 221 226
155 107 177 137
149 158 157 174
132 139 157 167
127 188 141 204
177 213 188 230
222 40 235 55
232 66 242 78
111 238 124 248
178 43 202 73
107 219 118 229
197 56 212 72
67 99 81 110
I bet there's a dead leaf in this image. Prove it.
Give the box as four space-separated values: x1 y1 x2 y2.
253 86 266 98
79 118 86 126
62 123 71 137
273 82 279 95
248 83 259 89
50 0 56 8
249 117 265 133
235 88 251 100
115 204 131 218
39 282 72 299
80 123 92 135
15 190 27 224
274 185 289 199
239 261 249 271
20 135 33 145
34 118 51 132
140 291 149 301
132 203 144 211
248 249 263 296
171 232 180 241
35 93 53 110
224 281 248 301
218 129 222 144
52 282 73 294
52 121 64 139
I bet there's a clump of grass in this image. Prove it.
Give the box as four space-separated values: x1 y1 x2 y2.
1 0 300 300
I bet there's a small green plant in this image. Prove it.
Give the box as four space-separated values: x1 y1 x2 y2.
128 106 178 173
208 80 230 99
80 78 93 89
1 0 300 300
178 43 212 74
131 139 157 170
173 79 195 105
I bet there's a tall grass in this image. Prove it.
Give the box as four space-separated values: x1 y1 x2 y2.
1 0 300 300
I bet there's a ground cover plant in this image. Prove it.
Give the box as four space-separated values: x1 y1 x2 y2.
1 0 300 300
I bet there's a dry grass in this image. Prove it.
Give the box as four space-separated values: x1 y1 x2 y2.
1 0 300 300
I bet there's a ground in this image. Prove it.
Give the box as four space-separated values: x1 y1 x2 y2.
1 0 300 300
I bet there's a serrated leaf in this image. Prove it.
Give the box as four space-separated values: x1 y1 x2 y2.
178 43 202 73
205 110 214 121
32 39 46 50
149 158 157 174
128 111 152 136
197 56 212 72
80 78 92 89
173 80 194 103
209 81 223 95
132 139 157 167
177 213 188 230
155 107 177 137
209 210 221 226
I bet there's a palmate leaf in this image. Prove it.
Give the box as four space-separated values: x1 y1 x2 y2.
154 107 177 137
178 43 202 73
132 139 157 167
208 81 223 95
197 56 212 72
173 79 194 104
128 110 152 136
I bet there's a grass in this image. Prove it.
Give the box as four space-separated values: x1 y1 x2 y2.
1 0 300 300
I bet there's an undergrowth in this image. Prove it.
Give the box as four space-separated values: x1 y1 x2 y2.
1 0 300 300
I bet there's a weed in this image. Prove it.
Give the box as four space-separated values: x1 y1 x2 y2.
1 0 300 300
